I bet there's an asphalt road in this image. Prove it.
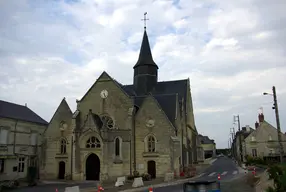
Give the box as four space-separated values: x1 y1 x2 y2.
144 156 256 192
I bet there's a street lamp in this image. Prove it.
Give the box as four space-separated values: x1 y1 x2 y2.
263 86 284 163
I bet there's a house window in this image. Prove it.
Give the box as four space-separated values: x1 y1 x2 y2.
268 135 272 141
30 133 37 146
0 129 8 145
269 148 274 154
251 136 256 142
18 157 25 172
115 138 120 156
86 136 101 148
0 159 4 173
147 136 156 152
60 139 67 154
252 149 257 157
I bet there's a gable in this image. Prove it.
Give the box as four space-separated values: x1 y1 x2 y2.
45 98 73 135
245 121 284 142
81 110 103 133
135 94 176 130
80 71 130 103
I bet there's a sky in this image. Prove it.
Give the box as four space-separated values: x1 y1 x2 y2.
0 0 286 149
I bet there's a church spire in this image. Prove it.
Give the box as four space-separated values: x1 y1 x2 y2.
133 13 158 69
133 13 158 96
133 30 158 69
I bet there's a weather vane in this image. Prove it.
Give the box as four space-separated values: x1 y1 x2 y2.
141 12 149 29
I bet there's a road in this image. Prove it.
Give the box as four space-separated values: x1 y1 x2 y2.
144 156 257 192
7 156 261 192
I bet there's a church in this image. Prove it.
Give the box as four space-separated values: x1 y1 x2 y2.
40 26 204 181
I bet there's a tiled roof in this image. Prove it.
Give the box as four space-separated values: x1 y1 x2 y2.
0 100 48 125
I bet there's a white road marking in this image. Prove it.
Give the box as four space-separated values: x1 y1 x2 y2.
233 171 238 175
221 171 227 176
197 173 205 177
208 172 216 176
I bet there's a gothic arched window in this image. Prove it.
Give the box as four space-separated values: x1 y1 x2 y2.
115 138 120 156
101 115 114 129
147 136 156 152
86 136 101 148
60 139 67 154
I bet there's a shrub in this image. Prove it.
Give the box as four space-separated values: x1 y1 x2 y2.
267 165 286 192
133 170 140 178
141 173 151 181
245 156 267 166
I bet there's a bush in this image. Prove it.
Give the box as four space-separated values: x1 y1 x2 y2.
245 156 267 166
141 173 151 181
267 165 286 192
127 171 146 181
133 170 140 178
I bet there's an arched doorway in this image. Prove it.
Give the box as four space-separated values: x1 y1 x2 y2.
58 161 65 179
85 153 100 180
147 160 156 179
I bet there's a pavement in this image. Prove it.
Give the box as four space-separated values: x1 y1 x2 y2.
6 156 264 192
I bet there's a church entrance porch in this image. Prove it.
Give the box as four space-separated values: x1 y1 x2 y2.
147 160 156 179
85 153 100 180
58 161 65 179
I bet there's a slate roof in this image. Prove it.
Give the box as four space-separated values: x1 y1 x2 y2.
0 100 48 125
133 30 158 69
134 94 178 127
121 79 188 128
198 134 215 144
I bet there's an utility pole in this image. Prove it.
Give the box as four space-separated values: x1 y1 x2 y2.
272 86 284 163
234 115 243 164
230 127 235 158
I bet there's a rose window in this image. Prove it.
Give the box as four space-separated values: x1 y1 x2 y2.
101 115 114 129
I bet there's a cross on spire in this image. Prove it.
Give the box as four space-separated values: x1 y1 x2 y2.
141 12 149 30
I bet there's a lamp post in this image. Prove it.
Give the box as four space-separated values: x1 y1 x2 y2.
263 86 284 163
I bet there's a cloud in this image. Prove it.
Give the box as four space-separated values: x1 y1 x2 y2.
1 0 286 148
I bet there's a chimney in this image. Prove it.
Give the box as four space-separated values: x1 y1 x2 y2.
246 125 250 132
25 103 27 107
255 121 259 129
258 113 264 123
242 127 246 131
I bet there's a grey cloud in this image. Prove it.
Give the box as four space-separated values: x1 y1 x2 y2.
0 0 286 148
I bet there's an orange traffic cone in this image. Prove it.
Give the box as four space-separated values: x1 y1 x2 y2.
98 185 104 192
149 186 153 192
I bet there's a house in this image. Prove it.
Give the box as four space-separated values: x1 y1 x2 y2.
41 27 202 181
244 113 286 162
0 100 48 181
198 135 216 159
232 125 254 162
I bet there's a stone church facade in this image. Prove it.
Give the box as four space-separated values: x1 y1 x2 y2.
40 28 203 181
